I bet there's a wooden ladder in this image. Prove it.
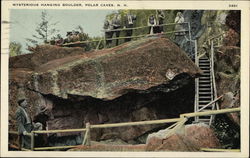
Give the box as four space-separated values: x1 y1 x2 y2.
195 55 216 125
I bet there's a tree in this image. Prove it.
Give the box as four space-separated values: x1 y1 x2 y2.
26 11 59 47
9 42 22 56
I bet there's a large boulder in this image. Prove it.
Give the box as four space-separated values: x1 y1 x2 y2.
146 123 221 151
9 37 201 144
12 38 201 100
220 92 240 126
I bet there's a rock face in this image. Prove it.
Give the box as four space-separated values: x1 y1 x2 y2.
9 37 201 146
214 12 240 126
146 124 221 151
11 38 200 100
196 10 240 149
72 124 221 152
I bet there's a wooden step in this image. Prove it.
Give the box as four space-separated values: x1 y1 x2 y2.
202 73 210 75
199 88 211 90
199 84 211 87
199 76 211 79
199 76 210 78
199 92 212 95
199 62 210 65
199 87 211 90
198 101 212 105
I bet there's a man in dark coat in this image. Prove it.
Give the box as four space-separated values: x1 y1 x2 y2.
148 15 157 34
15 98 42 149
104 19 113 48
124 13 136 42
156 10 165 33
111 13 122 46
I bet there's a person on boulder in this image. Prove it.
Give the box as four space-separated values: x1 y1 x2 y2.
15 98 43 149
64 31 73 43
174 12 185 36
148 14 157 35
156 10 165 33
111 13 122 46
55 34 64 46
104 19 113 47
124 12 136 42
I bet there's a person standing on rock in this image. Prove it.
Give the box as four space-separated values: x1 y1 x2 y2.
111 13 122 46
104 19 113 48
148 14 157 35
124 12 137 42
15 98 43 149
174 12 185 36
156 10 165 33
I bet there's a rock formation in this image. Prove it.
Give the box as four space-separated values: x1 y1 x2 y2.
9 37 202 146
70 123 221 151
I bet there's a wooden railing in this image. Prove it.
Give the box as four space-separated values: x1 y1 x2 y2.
200 148 240 152
209 34 224 124
9 106 240 151
208 33 225 47
60 22 191 50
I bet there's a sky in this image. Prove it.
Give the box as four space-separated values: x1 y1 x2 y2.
10 9 115 52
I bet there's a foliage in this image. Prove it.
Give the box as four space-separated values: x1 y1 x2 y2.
9 42 22 56
26 11 59 47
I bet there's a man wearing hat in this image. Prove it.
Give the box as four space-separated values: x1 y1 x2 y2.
124 12 137 42
15 98 43 149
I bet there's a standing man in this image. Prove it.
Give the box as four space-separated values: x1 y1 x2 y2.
148 14 157 35
64 31 73 43
111 13 122 46
124 12 136 42
156 10 165 33
15 98 43 149
104 19 113 48
174 12 185 36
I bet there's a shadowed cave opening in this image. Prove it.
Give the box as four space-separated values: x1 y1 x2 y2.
34 73 195 148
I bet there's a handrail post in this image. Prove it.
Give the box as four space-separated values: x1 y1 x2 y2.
187 22 192 59
103 31 107 48
95 39 102 51
82 122 91 146
86 123 91 146
194 39 199 122
30 131 35 151
188 22 192 41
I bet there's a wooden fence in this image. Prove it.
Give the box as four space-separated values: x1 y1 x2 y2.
61 22 191 50
9 105 240 151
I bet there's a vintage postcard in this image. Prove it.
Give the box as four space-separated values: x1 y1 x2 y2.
1 0 249 157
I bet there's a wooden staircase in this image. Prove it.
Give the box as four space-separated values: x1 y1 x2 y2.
195 55 215 125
